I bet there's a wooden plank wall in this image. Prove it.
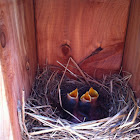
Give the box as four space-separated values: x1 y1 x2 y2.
0 0 37 139
123 0 140 98
0 65 13 140
35 0 130 79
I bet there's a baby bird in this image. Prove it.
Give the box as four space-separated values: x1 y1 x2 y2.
88 87 99 107
70 91 91 122
71 91 91 122
88 87 103 120
79 91 92 114
65 88 79 113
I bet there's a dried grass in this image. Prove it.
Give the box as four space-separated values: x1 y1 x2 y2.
19 58 140 140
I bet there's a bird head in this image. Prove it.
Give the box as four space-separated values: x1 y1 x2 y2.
67 88 78 102
88 87 99 106
80 91 91 103
65 88 79 113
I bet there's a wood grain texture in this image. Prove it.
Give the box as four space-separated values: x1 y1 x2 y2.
0 64 13 140
122 0 140 98
35 0 130 78
0 0 37 139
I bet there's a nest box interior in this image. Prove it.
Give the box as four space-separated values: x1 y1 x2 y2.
0 0 140 140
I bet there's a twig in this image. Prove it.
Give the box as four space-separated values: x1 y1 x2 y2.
22 90 30 138
70 57 90 85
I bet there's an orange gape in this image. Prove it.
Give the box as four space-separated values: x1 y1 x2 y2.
67 88 78 102
88 87 99 106
80 91 91 102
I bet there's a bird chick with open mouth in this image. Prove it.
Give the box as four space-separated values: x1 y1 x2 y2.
66 88 79 113
88 87 99 107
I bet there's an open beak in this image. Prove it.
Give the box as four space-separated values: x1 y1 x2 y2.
88 87 99 106
79 91 91 115
67 88 78 104
80 91 91 103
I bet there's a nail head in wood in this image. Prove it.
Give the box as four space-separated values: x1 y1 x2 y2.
26 61 30 71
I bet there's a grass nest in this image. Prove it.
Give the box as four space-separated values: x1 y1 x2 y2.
19 58 140 140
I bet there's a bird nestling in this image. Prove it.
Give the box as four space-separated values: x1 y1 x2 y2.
88 87 99 107
65 88 79 113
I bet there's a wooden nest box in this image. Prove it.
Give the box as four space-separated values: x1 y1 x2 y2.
0 0 140 139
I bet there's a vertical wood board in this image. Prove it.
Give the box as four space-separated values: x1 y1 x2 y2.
0 0 37 139
0 63 13 140
123 0 140 98
35 0 130 78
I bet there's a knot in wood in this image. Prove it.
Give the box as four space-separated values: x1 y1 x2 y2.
0 31 6 48
61 44 71 56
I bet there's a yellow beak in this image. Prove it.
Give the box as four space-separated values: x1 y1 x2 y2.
88 87 99 106
80 91 91 103
67 88 78 102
